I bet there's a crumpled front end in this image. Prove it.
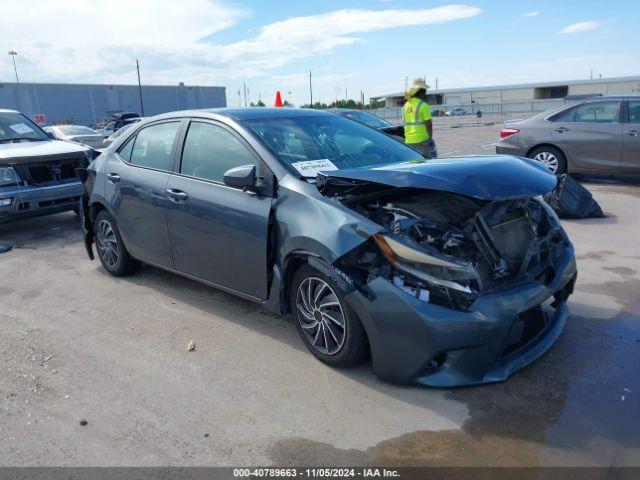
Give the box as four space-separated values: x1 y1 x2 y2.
329 187 577 386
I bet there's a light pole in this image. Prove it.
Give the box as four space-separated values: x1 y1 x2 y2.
8 51 19 83
136 59 144 116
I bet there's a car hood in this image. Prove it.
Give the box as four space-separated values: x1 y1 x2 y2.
316 155 557 201
0 140 89 165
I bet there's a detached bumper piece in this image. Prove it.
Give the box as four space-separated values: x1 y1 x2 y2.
345 247 576 387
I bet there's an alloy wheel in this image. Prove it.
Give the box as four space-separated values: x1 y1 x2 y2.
296 277 346 356
533 151 559 173
96 219 119 269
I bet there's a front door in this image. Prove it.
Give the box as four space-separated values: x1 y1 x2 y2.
105 120 181 267
165 120 272 300
621 100 640 171
550 100 622 170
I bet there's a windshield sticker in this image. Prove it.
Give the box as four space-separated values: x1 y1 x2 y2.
291 159 339 178
9 123 34 134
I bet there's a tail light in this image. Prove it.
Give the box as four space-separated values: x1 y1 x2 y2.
500 127 520 138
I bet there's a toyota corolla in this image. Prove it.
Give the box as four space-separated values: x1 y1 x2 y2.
79 108 576 387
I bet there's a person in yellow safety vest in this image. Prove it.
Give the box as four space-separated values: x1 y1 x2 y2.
402 78 437 159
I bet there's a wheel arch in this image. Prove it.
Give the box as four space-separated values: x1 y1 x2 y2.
525 143 570 173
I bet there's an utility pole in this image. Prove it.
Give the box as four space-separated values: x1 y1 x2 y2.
136 59 145 116
237 88 241 107
435 76 438 90
404 76 408 93
345 87 348 101
309 70 313 107
243 83 247 107
8 51 19 83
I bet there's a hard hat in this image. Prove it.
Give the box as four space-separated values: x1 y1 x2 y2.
405 78 430 99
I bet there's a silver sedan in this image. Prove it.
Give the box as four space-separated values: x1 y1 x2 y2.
44 125 104 149
496 95 640 174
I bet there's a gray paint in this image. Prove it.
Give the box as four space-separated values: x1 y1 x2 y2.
81 108 577 386
496 96 640 173
0 82 226 127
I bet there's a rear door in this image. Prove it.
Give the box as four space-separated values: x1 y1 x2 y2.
621 100 640 171
165 120 273 300
104 120 182 267
550 100 622 170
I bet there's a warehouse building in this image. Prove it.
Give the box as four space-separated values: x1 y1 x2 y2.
372 75 640 114
0 82 226 126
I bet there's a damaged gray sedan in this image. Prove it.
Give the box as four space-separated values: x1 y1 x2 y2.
79 108 577 387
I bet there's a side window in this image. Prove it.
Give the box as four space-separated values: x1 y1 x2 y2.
118 136 134 161
129 122 180 170
628 101 640 124
180 122 257 183
574 102 620 124
549 107 576 122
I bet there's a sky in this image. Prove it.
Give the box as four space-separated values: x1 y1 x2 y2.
1 0 639 106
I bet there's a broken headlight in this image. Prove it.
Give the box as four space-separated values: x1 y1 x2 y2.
373 233 479 310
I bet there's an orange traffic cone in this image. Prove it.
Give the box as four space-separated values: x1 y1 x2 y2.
274 91 283 107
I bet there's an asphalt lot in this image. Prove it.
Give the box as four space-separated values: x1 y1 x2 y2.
1 120 639 467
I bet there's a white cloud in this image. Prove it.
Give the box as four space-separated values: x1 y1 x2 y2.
0 0 248 84
1 2 481 86
521 11 539 17
560 21 603 34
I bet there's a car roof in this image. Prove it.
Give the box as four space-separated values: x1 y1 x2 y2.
0 109 20 114
151 107 333 122
580 95 640 101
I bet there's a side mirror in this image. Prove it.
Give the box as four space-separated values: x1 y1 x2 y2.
223 164 256 190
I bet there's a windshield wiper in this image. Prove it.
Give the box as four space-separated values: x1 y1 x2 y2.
0 138 44 144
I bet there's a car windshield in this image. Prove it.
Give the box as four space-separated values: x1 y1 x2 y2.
0 111 49 143
340 110 390 128
57 125 97 136
243 114 421 177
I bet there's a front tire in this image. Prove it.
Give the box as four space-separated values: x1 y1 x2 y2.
290 265 368 368
529 146 567 175
94 210 140 277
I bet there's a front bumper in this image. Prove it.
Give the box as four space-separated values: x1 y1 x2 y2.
0 181 83 223
345 245 577 387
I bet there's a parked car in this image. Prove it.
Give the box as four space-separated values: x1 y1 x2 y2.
79 108 576 387
44 125 104 148
101 120 144 149
95 116 142 137
445 108 466 116
496 95 640 174
0 109 95 223
329 108 437 157
328 108 404 138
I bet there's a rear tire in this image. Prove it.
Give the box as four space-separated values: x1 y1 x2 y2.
94 210 140 277
290 264 368 368
529 146 567 175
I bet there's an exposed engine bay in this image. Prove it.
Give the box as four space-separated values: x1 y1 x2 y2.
334 188 569 311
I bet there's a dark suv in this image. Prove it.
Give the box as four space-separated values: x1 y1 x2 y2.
0 109 95 223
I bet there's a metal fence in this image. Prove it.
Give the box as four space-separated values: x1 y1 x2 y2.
371 99 565 124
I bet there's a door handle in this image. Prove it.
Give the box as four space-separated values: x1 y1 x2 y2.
165 188 188 202
106 172 121 183
554 127 569 133
626 129 639 136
